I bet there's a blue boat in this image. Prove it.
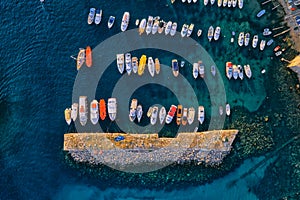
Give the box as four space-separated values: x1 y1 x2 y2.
114 136 125 142
257 9 266 18
172 59 179 77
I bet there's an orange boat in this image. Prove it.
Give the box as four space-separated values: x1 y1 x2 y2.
99 99 106 120
85 46 92 67
176 105 182 125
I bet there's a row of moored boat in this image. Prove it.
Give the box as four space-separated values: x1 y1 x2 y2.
236 30 273 51
225 62 252 80
203 0 243 8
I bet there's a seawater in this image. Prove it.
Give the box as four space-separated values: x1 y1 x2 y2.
0 0 281 199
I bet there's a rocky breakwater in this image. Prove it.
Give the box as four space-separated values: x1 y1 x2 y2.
287 55 300 82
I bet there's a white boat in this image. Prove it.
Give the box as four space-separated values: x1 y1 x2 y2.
238 65 244 80
90 100 99 125
207 26 214 42
214 26 221 41
223 0 228 7
125 53 132 75
182 108 188 126
193 0 198 2
218 0 222 7
170 22 177 36
182 0 186 2
158 20 165 34
226 61 233 80
132 57 138 74
252 35 258 48
180 61 185 68
238 32 244 46
121 12 130 32
232 0 237 7
181 24 188 37
244 64 252 78
219 106 223 115
211 0 216 5
188 0 192 3
172 59 179 77
244 33 250 46
135 19 140 26
193 63 199 79
107 98 117 121
65 108 72 125
116 54 124 74
139 18 146 35
197 29 202 37
165 21 172 35
228 0 232 7
152 19 159 34
187 107 195 125
129 99 137 122
136 105 143 123
211 65 216 76
79 96 88 126
94 9 103 25
108 16 115 29
226 103 231 116
233 65 239 80
71 103 78 122
87 8 96 25
187 24 194 37
263 28 272 36
148 57 155 77
159 106 166 124
150 106 158 125
260 40 266 51
198 60 205 78
204 0 209 5
165 105 177 124
238 0 243 9
146 16 154 35
198 106 205 124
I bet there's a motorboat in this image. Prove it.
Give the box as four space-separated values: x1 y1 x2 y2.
107 98 117 121
211 65 216 76
76 48 85 70
87 8 96 25
187 24 194 37
129 99 138 122
238 0 243 9
159 106 166 124
211 0 216 5
158 20 165 34
182 108 188 126
219 106 223 115
132 57 138 74
257 9 266 18
65 108 72 125
71 103 78 122
172 59 179 77
223 0 228 7
214 26 221 41
263 28 272 36
260 40 266 51
180 61 185 68
231 31 235 43
135 19 140 26
198 106 205 124
155 58 160 74
139 18 146 35
187 107 195 125
204 0 209 5
79 96 88 126
176 105 183 125
238 65 244 80
193 63 199 79
197 29 202 37
274 45 281 52
267 39 274 46
147 107 153 118
244 64 252 79
244 33 250 46
165 21 172 35
99 99 106 120
198 60 205 78
136 105 143 123
232 0 237 7
85 46 92 67
207 26 214 42
151 106 159 125
152 19 159 34
170 22 177 36
138 55 147 76
116 54 124 74
146 16 154 35
232 65 239 80
218 0 222 7
238 32 244 46
226 103 231 116
165 105 177 124
226 61 233 79
90 100 99 125
125 53 132 75
121 12 130 32
108 16 115 29
181 24 188 37
228 0 232 7
94 9 102 25
148 57 155 77
252 35 258 48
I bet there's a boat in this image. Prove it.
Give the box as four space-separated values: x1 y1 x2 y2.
219 106 223 115
238 0 243 9
188 0 192 2
85 46 92 67
129 99 138 122
193 0 198 2
79 96 88 126
198 60 205 78
252 35 258 48
226 103 231 116
180 61 185 68
207 26 214 42
211 0 216 5
226 61 233 79
87 8 96 25
187 24 194 37
135 19 140 26
121 12 130 32
170 22 177 36
138 55 147 76
159 107 166 124
146 16 154 35
218 0 222 7
151 106 159 125
94 9 102 25
223 0 228 7
204 0 209 5
231 31 235 43
232 65 239 80
198 106 205 124
107 98 117 121
147 107 153 117
181 24 188 37
176 105 183 125
65 108 72 125
197 29 202 37
108 16 115 29
244 33 250 46
193 63 199 79
136 105 143 123
165 105 177 124
147 57 155 77
99 99 106 120
238 32 244 46
267 39 274 46
165 21 172 35
274 45 280 52
211 65 216 76
182 108 188 126
132 57 138 74
172 59 179 77
228 0 232 7
158 20 165 34
76 48 85 70
232 0 237 7
214 26 221 41
238 65 244 80
275 51 282 57
90 100 99 125
152 19 159 34
125 53 132 75
257 9 266 18
71 103 78 122
260 40 266 51
244 64 252 79
116 54 125 74
138 18 146 35
155 58 160 74
263 28 272 36
187 107 195 125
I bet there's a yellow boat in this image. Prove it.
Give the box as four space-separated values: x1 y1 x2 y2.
155 58 160 74
64 108 72 125
76 48 85 70
138 55 147 76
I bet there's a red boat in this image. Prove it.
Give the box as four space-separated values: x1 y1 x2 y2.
99 99 106 120
85 46 92 67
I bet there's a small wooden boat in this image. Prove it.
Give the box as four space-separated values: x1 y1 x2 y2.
85 46 92 67
155 58 160 74
65 108 72 125
159 107 166 124
176 105 183 125
187 107 195 125
76 48 85 70
181 108 188 126
99 99 106 120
